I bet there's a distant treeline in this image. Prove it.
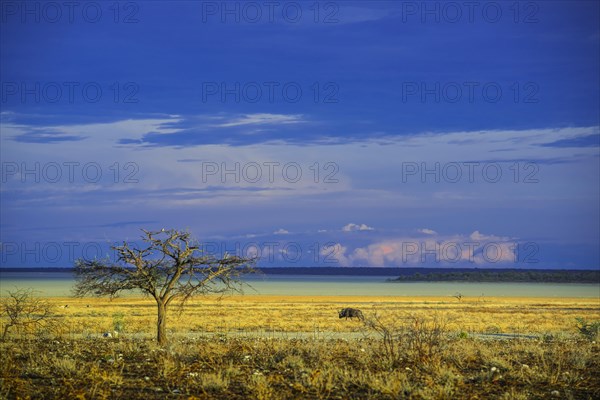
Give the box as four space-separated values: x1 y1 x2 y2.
2 267 599 284
388 269 600 283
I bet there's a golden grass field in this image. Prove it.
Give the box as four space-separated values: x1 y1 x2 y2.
1 294 599 399
31 295 600 336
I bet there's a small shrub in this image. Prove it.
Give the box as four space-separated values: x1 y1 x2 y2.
364 314 449 368
405 316 448 365
575 317 600 341
1 288 58 340
52 357 80 378
200 372 230 393
249 373 273 400
542 333 556 342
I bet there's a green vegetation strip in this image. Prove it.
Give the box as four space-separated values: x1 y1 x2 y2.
389 269 600 283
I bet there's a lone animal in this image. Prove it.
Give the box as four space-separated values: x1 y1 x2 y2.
339 308 364 321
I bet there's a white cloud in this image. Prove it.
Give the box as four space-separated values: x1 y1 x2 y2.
243 244 260 258
214 113 305 128
342 223 375 232
419 228 437 235
319 243 350 266
326 231 518 267
273 228 289 235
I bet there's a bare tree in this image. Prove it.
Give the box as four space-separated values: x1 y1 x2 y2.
1 288 56 340
73 229 257 344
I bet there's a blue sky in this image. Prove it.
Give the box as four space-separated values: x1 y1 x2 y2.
1 1 599 269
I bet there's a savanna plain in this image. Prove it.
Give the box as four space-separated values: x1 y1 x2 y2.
1 294 599 399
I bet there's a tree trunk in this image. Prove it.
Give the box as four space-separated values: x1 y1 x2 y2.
157 300 168 345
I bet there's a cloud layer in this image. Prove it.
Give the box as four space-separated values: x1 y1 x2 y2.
323 230 519 267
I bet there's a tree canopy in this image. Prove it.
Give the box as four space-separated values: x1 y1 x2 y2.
73 229 257 343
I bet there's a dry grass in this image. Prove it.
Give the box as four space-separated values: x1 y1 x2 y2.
1 295 599 399
14 295 598 337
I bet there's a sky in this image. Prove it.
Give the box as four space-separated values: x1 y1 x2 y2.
0 0 599 269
